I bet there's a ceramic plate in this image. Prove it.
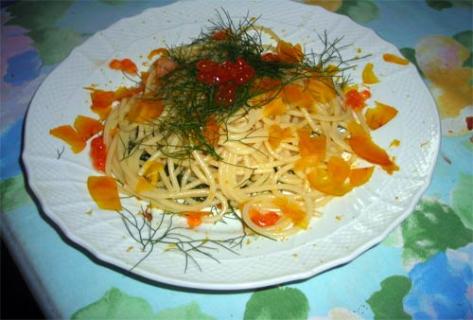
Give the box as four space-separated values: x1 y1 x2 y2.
23 0 440 290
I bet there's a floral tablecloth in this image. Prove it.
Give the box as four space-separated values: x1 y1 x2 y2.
1 0 472 319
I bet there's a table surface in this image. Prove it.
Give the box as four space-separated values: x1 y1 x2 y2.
1 0 472 319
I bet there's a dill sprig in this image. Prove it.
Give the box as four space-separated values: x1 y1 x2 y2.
151 15 281 159
135 10 366 161
118 207 246 272
56 146 65 159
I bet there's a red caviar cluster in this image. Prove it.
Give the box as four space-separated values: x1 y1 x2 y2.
196 57 255 105
90 136 107 172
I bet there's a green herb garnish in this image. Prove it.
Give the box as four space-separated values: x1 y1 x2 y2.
136 10 362 160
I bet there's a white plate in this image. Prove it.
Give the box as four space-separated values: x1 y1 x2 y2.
23 0 440 290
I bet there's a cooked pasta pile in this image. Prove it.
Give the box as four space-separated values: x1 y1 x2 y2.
103 45 369 239
51 16 400 239
105 92 348 233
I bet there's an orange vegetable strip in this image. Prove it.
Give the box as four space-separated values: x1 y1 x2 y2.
203 116 220 146
90 89 115 120
147 48 169 60
298 128 326 158
362 63 379 84
87 176 122 211
307 167 352 196
262 95 286 117
135 176 154 194
126 99 164 123
90 89 115 109
347 121 398 174
349 167 374 187
251 77 281 94
273 196 308 229
74 115 103 140
327 156 350 184
109 58 138 74
365 101 398 130
383 53 409 65
276 40 303 63
268 124 292 149
282 84 313 110
49 125 86 154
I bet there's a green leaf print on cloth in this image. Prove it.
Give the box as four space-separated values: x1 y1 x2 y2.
401 199 472 267
453 30 473 67
244 287 309 320
426 0 453 10
71 288 155 320
453 30 473 51
0 175 32 213
71 288 215 320
399 48 423 76
337 0 379 23
426 0 472 10
6 0 74 30
154 303 214 320
451 173 473 230
367 275 412 320
28 27 86 65
5 0 88 65
99 0 129 5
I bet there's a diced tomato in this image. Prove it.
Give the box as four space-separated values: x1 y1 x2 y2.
249 208 280 227
345 89 371 111
186 211 208 229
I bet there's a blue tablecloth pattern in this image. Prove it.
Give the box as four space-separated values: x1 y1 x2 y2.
1 1 472 318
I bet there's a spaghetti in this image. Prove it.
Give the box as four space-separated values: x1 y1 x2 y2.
51 15 399 239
